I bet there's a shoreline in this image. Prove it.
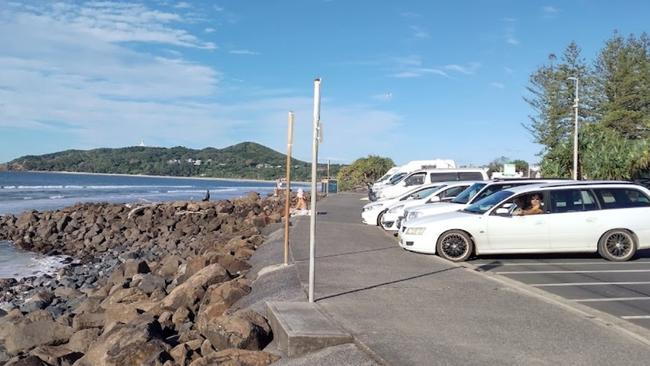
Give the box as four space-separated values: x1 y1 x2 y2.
7 170 311 185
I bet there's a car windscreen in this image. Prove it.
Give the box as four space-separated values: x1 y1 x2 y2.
401 184 445 200
376 172 392 183
388 172 407 185
451 183 487 204
463 190 514 214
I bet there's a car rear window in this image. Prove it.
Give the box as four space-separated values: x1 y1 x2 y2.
593 188 650 209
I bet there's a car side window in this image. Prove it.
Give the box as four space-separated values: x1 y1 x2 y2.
440 185 468 199
458 172 483 180
550 189 599 213
429 172 459 182
404 173 425 186
594 188 650 209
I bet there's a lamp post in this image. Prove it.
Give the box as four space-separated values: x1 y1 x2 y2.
568 76 580 180
309 78 321 303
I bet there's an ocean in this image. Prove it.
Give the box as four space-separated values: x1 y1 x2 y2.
0 171 301 279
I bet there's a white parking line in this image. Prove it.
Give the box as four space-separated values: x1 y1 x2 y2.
496 269 650 274
476 261 650 266
532 281 650 287
621 316 650 320
575 297 650 303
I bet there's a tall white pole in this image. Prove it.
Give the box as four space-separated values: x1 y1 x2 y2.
283 112 294 266
309 78 321 303
570 77 580 180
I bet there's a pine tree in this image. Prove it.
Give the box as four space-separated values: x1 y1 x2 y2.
524 42 593 177
594 32 650 139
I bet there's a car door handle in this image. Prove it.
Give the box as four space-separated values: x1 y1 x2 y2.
586 217 597 223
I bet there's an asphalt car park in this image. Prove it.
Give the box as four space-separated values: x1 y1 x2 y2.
469 249 650 330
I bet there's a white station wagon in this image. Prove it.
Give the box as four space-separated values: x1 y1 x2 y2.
399 182 650 262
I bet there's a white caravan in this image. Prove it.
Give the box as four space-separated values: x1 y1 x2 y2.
375 168 488 201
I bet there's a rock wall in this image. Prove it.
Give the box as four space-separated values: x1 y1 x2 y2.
0 192 303 366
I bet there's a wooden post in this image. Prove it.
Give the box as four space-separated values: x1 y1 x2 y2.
283 112 294 265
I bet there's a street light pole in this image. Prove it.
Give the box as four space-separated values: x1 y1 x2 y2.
308 78 321 303
568 76 580 180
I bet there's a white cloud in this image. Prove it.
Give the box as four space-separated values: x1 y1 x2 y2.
502 18 519 46
174 2 192 9
372 92 393 101
0 1 401 163
410 25 430 39
229 49 260 55
504 66 514 74
391 68 448 78
542 6 559 13
400 11 420 18
490 82 505 89
6 1 217 49
444 62 481 75
204 27 216 33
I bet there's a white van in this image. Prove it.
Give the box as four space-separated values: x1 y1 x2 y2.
375 168 488 200
370 159 456 195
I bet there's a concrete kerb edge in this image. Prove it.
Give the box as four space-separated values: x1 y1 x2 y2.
443 257 650 347
313 302 392 366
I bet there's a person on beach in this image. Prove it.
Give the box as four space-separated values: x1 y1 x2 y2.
295 188 308 210
202 189 210 202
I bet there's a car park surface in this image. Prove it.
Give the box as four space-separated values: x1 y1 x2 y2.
469 250 650 331
292 192 650 365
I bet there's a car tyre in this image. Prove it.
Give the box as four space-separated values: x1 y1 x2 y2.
436 230 473 262
598 229 636 262
376 209 387 226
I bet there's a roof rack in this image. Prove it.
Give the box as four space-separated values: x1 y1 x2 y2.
538 180 633 189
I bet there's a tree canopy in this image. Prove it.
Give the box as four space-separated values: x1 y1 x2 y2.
337 155 394 191
525 32 650 180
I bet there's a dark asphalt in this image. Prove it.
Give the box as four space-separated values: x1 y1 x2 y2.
471 250 650 330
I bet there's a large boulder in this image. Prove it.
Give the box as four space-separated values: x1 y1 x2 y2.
66 328 101 353
160 264 230 311
0 311 74 355
75 315 171 366
30 345 83 366
195 279 251 331
197 309 272 351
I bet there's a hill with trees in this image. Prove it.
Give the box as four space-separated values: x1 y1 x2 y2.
1 142 341 181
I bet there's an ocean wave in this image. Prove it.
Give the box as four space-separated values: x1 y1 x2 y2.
1 185 195 190
165 188 238 194
49 195 65 199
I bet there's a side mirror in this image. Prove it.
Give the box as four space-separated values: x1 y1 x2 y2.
402 181 408 187
428 196 441 203
495 208 511 216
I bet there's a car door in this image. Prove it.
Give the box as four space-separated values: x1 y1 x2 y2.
546 189 601 251
485 193 550 252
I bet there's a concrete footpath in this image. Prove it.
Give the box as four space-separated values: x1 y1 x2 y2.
287 192 650 366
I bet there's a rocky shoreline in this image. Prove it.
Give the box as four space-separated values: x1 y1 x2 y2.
0 192 300 366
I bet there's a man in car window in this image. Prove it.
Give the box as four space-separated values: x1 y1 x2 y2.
515 193 543 216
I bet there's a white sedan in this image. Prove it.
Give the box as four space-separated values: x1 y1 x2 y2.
380 181 474 232
402 180 560 225
361 183 446 226
399 182 650 262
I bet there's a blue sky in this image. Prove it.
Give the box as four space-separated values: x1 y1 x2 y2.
0 1 648 166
